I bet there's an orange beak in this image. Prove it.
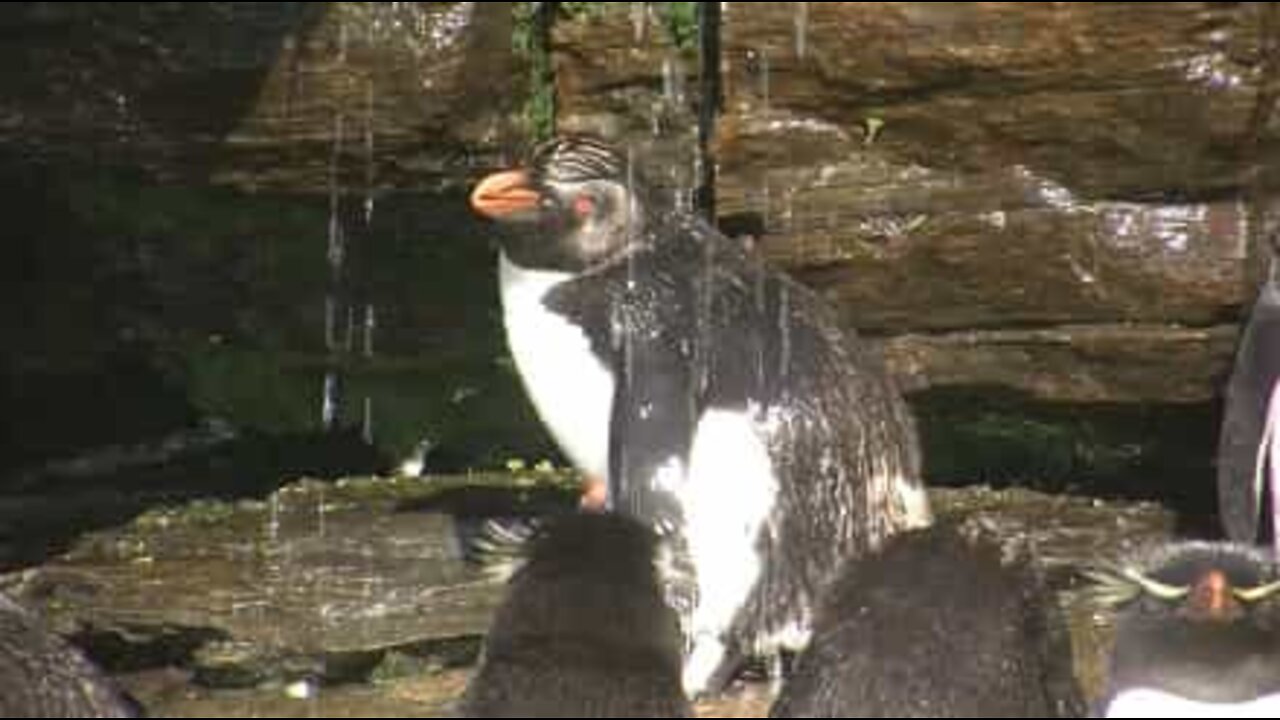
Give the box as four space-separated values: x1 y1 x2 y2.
579 474 609 512
470 169 542 219
1186 569 1241 622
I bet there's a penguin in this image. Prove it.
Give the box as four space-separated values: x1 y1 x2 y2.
469 135 931 694
0 592 141 718
1217 260 1280 545
1089 541 1280 718
768 519 1081 718
456 512 691 718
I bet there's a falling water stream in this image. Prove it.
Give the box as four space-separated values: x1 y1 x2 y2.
794 1 810 60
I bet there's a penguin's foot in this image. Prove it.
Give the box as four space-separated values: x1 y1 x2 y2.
456 517 542 582
765 650 796 696
683 634 736 699
579 474 608 512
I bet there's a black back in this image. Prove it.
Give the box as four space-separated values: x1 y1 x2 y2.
0 593 140 718
1218 277 1280 542
769 521 1080 718
457 513 691 718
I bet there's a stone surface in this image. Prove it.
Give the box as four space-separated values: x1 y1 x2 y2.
0 478 1171 716
4 2 1279 413
553 2 1280 403
0 2 525 192
883 323 1239 403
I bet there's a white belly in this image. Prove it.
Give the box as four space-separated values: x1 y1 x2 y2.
679 407 779 694
498 253 614 481
1105 688 1280 718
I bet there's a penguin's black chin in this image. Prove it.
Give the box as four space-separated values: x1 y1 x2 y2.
471 169 543 221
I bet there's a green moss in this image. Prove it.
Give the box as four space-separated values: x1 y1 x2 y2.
659 2 699 49
512 3 556 140
510 2 704 138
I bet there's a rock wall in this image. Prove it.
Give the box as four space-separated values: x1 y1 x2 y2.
555 2 1280 404
4 2 1279 479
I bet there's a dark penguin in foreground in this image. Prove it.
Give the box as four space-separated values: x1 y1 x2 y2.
1091 541 1280 717
0 593 140 718
769 519 1080 718
470 135 930 693
1217 260 1280 544
457 513 691 718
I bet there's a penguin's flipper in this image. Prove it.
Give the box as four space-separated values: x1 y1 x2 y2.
1219 282 1280 543
1265 381 1280 554
606 339 696 534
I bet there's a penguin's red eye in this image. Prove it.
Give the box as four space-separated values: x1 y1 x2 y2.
572 195 596 219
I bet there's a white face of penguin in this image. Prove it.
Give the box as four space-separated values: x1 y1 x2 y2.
1105 688 1280 717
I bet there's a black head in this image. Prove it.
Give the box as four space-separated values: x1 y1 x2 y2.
457 513 691 718
1092 541 1280 714
470 135 648 273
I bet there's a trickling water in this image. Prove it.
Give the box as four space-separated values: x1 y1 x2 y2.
752 252 768 398
747 47 772 109
620 144 640 503
657 51 699 214
631 1 650 43
323 96 348 432
697 222 716 396
662 55 687 107
363 81 377 227
794 2 810 60
777 283 792 381
321 9 388 441
325 117 348 346
363 395 375 445
322 370 342 431
759 174 773 229
625 144 640 295
363 305 377 358
359 72 378 444
336 17 349 65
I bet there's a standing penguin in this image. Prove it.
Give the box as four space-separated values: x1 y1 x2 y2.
0 593 140 718
1217 259 1280 545
1090 541 1280 717
469 135 930 694
769 519 1080 718
457 513 691 718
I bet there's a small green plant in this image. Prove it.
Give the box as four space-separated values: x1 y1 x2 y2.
511 2 702 139
660 2 699 49
560 2 609 19
513 3 558 140
863 116 885 146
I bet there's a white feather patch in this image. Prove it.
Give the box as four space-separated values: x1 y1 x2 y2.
1105 688 1280 718
499 253 614 481
1256 379 1280 552
895 473 933 530
679 408 778 695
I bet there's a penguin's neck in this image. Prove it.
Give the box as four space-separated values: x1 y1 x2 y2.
498 252 614 482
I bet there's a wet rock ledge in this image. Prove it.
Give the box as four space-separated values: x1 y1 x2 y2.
1 475 1171 717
